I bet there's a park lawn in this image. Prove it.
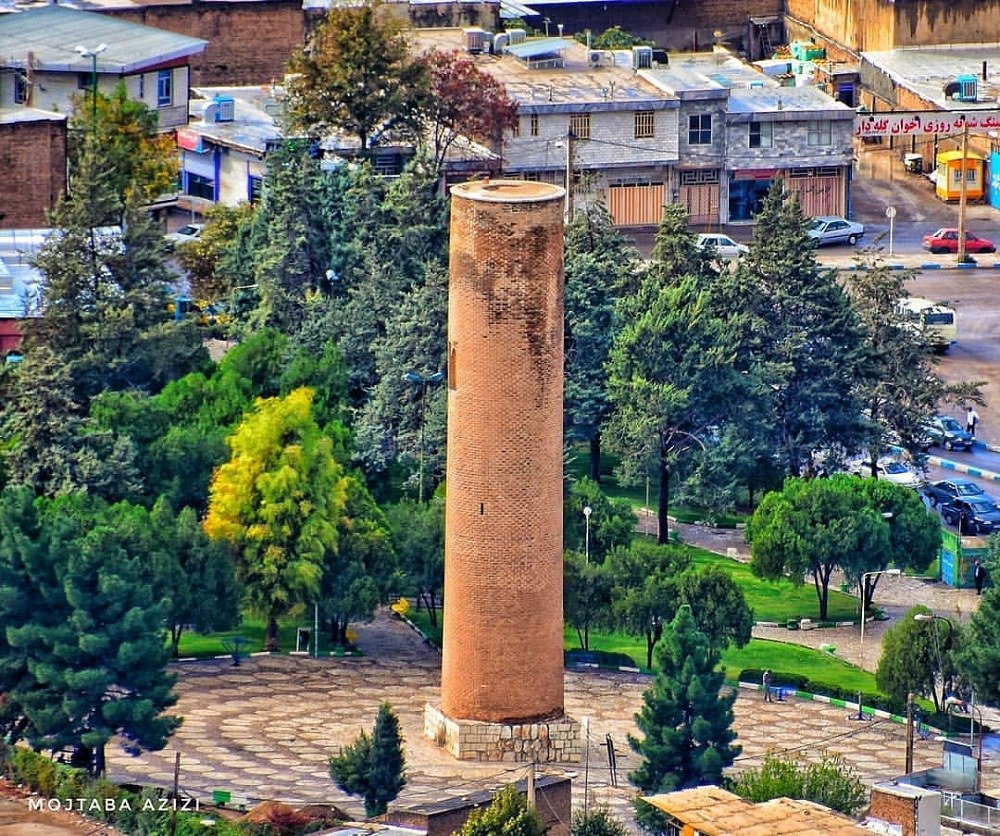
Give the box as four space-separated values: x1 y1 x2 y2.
720 639 880 695
687 549 859 623
173 614 321 658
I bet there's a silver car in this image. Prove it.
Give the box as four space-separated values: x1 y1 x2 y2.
696 233 749 260
806 216 865 247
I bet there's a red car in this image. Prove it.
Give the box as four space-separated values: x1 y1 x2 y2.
922 228 996 254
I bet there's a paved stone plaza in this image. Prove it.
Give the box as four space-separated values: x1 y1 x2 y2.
106 611 987 828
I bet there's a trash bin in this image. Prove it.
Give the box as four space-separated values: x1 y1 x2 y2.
904 153 923 174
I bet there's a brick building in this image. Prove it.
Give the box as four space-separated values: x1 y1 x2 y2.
0 110 66 230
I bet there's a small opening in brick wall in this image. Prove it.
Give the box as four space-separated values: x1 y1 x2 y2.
480 503 485 515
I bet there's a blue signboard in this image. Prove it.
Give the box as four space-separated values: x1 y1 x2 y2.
990 151 1000 207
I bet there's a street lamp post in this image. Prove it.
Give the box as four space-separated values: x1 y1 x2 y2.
859 568 901 671
74 44 107 136
403 370 445 502
583 505 593 564
945 696 983 792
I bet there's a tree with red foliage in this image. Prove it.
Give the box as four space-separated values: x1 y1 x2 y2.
420 50 519 175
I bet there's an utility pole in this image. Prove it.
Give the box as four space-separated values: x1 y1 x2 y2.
957 119 970 264
905 692 914 775
526 761 536 809
565 131 574 222
169 752 181 836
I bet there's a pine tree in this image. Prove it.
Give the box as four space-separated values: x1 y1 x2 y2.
629 605 740 817
458 785 544 836
954 584 1000 703
330 701 406 817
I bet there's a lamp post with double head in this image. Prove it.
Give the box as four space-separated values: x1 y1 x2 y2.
583 505 592 564
74 44 107 137
403 370 445 502
859 567 901 671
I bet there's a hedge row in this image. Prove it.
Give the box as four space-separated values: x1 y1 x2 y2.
737 668 905 715
0 743 248 835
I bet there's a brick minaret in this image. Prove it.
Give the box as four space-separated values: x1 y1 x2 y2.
426 180 579 763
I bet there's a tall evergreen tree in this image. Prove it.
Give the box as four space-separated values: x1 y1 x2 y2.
564 203 636 481
954 585 1000 703
0 493 181 774
629 605 740 820
716 182 867 476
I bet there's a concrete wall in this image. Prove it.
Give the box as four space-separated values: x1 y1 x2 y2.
0 117 66 229
505 107 678 174
725 115 854 169
787 0 1000 53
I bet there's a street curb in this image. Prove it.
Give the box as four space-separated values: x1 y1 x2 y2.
926 452 1000 484
920 263 942 270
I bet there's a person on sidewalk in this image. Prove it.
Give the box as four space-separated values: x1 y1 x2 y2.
974 559 987 595
966 406 980 437
763 669 773 702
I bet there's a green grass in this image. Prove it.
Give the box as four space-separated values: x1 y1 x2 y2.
173 614 334 658
720 639 879 694
687 548 859 623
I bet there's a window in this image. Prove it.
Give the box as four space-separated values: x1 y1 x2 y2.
530 113 539 137
248 175 263 204
749 121 773 148
157 70 173 107
511 118 520 138
807 121 831 146
185 172 214 201
634 110 655 139
688 114 712 145
13 72 28 104
137 74 144 99
570 113 591 140
78 72 92 90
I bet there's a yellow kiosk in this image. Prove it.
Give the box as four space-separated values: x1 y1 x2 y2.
935 150 985 202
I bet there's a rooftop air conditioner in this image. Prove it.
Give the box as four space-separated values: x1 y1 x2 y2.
464 28 487 54
632 46 653 69
212 94 235 122
494 32 509 53
589 50 602 66
956 74 978 102
507 28 526 45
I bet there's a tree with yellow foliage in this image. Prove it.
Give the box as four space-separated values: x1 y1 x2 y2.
204 387 346 650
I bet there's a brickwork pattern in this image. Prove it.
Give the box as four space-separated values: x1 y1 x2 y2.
868 786 926 836
108 3 303 87
0 119 66 229
425 704 581 763
441 181 566 725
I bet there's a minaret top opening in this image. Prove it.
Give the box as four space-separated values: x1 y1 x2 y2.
450 180 565 204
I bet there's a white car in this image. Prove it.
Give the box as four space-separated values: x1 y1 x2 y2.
166 223 204 246
852 458 922 489
696 233 749 260
806 216 865 247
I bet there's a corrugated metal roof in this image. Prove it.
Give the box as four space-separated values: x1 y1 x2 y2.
505 37 573 60
0 5 206 74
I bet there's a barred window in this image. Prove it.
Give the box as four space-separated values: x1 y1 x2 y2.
570 113 591 140
634 110 655 139
530 113 539 136
679 169 720 185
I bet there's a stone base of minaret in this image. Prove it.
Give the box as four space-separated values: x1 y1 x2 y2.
425 703 581 763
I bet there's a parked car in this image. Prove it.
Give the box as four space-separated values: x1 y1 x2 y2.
696 233 749 260
940 497 1000 535
921 228 996 254
923 415 974 452
851 458 922 489
806 216 865 246
925 478 990 508
166 223 204 246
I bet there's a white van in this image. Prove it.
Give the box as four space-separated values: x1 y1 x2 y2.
895 297 958 353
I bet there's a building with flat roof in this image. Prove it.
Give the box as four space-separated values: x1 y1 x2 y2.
0 4 207 130
641 785 871 835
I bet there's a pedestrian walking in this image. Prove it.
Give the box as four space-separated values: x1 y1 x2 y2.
973 559 986 595
966 406 980 437
763 669 773 702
